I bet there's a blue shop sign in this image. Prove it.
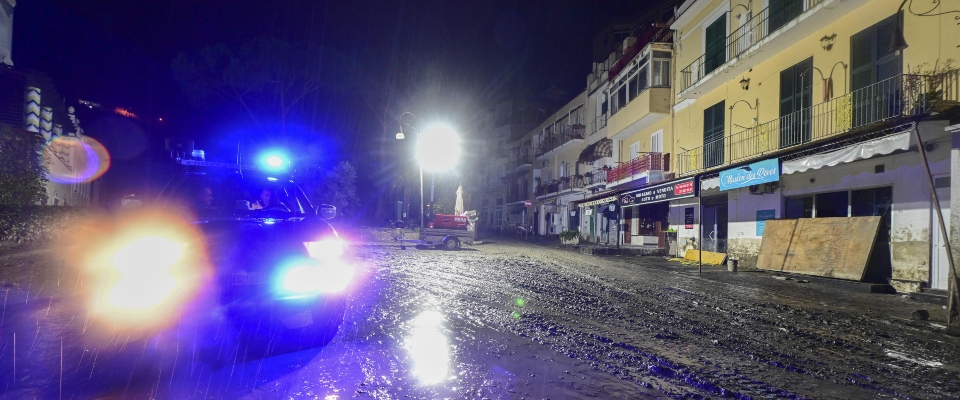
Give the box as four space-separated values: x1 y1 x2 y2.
719 158 780 191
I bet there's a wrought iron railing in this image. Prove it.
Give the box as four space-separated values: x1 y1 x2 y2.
590 115 608 135
607 153 668 182
676 72 960 175
535 181 562 197
679 0 826 93
535 124 586 157
583 169 608 186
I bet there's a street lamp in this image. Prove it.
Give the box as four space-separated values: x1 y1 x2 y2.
397 112 461 231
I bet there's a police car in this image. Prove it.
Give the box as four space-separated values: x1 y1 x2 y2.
82 151 352 362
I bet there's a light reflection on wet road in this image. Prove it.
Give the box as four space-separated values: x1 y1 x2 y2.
1 241 960 398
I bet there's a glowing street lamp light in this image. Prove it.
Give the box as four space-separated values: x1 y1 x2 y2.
416 123 461 172
396 113 461 231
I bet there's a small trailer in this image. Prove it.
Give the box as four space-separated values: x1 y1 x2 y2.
393 214 476 250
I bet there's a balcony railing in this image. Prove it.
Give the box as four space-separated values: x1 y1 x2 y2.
535 124 586 157
590 115 608 135
676 73 960 175
680 0 826 93
607 153 669 182
609 26 668 81
583 168 608 186
506 153 533 173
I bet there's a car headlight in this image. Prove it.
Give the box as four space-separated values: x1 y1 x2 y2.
304 237 345 260
274 258 354 299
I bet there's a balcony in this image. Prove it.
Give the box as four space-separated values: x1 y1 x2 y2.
676 73 960 175
582 168 609 189
607 153 670 186
535 176 586 199
678 0 867 98
505 153 534 174
608 26 669 82
536 124 586 159
607 87 671 140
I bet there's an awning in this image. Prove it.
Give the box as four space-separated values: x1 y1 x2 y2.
700 177 719 190
578 138 612 163
782 132 910 175
575 194 620 208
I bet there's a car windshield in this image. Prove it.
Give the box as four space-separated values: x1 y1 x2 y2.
166 172 310 217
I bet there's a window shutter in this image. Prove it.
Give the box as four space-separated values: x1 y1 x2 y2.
703 101 725 168
875 14 901 83
704 16 726 74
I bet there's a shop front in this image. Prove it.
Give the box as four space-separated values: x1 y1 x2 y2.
620 177 697 248
574 193 620 244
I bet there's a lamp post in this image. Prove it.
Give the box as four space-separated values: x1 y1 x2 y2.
396 112 461 231
397 112 425 231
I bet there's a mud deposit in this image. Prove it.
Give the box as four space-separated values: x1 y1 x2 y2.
0 240 958 398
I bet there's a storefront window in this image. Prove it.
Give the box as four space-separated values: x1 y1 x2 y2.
815 191 848 217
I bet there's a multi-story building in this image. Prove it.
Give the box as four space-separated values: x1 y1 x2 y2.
574 6 680 246
474 98 540 233
667 0 960 292
532 92 587 236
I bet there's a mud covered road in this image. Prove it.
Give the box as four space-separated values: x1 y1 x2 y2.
1 240 959 398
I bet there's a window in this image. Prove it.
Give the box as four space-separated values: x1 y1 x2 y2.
851 13 902 126
779 57 813 148
815 191 848 217
769 0 803 33
703 101 725 168
652 58 670 87
704 15 727 75
785 196 813 219
651 130 663 153
629 141 640 161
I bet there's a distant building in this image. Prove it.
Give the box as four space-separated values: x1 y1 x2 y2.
0 0 100 207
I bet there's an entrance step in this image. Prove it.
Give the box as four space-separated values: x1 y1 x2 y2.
911 289 948 306
575 245 666 257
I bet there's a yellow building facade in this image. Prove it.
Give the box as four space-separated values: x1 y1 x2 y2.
668 0 960 292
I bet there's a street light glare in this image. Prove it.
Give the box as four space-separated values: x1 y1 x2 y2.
417 124 460 172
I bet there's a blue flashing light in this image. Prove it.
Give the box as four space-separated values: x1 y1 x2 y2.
267 177 278 182
260 151 290 170
265 156 283 168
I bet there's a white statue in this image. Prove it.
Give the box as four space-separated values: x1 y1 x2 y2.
0 0 15 66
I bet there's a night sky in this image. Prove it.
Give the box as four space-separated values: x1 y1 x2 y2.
10 0 655 213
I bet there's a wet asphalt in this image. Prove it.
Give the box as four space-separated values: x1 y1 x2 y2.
0 239 959 399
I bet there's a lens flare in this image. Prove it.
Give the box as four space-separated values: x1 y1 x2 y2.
64 208 211 332
43 136 110 184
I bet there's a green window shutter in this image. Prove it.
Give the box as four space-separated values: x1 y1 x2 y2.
779 57 813 147
704 16 727 75
703 101 725 168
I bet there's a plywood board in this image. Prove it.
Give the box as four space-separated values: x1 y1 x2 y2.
757 217 881 281
683 249 727 265
756 219 799 272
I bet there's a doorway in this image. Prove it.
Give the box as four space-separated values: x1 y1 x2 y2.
702 195 728 253
931 176 951 290
623 207 633 244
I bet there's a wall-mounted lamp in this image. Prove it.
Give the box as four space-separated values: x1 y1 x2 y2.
739 76 750 90
819 33 837 51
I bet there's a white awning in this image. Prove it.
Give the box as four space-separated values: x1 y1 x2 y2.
782 132 911 175
700 177 719 190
